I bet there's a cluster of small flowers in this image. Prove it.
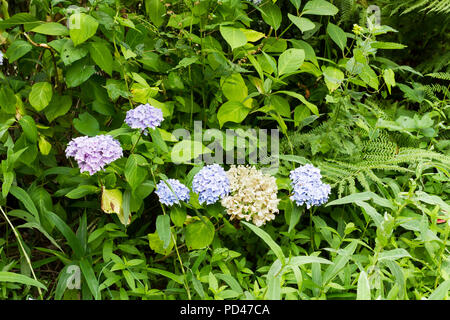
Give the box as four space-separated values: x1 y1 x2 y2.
251 0 262 5
221 165 280 227
352 24 364 35
192 164 230 205
289 164 331 209
155 179 191 206
124 103 164 135
0 51 3 65
65 135 123 175
66 104 164 175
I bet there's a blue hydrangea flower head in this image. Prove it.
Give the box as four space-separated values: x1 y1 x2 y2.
65 135 123 175
192 164 230 205
124 103 164 135
289 164 331 208
155 179 190 206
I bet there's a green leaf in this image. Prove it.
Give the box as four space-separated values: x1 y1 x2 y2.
0 86 17 114
73 112 99 136
303 0 339 16
148 232 174 255
289 256 332 266
428 280 450 300
5 40 32 63
31 22 69 36
65 185 99 199
323 240 357 284
356 271 371 300
18 115 38 143
29 82 53 112
240 29 265 42
185 218 215 250
288 14 315 33
44 95 72 122
10 186 39 221
156 215 171 249
147 267 182 284
221 73 249 103
170 140 212 164
327 22 347 52
124 154 148 190
69 13 99 46
46 210 85 258
378 248 412 262
89 42 113 76
170 205 187 227
261 2 282 31
359 65 379 90
383 69 395 94
65 60 96 88
269 95 291 118
322 66 344 92
276 90 319 115
145 0 166 27
290 0 302 10
241 221 285 263
0 271 47 290
278 48 305 76
217 101 251 128
38 136 52 155
0 13 40 30
288 204 302 233
219 26 247 50
79 258 99 300
290 39 319 67
371 42 406 50
61 39 88 65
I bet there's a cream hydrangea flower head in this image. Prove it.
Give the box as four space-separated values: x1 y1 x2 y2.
221 165 280 227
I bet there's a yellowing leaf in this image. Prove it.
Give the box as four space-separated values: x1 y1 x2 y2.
101 187 130 225
240 29 265 42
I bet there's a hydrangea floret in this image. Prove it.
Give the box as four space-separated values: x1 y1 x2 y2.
289 164 331 208
155 179 190 206
192 164 230 205
124 103 164 135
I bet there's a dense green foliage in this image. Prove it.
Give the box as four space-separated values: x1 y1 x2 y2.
0 0 449 300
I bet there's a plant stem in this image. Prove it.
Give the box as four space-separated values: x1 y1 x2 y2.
0 205 44 300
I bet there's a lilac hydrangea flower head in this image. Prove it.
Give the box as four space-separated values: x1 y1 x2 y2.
192 164 230 205
124 103 164 135
65 135 123 175
0 51 3 65
155 179 190 206
289 164 331 208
